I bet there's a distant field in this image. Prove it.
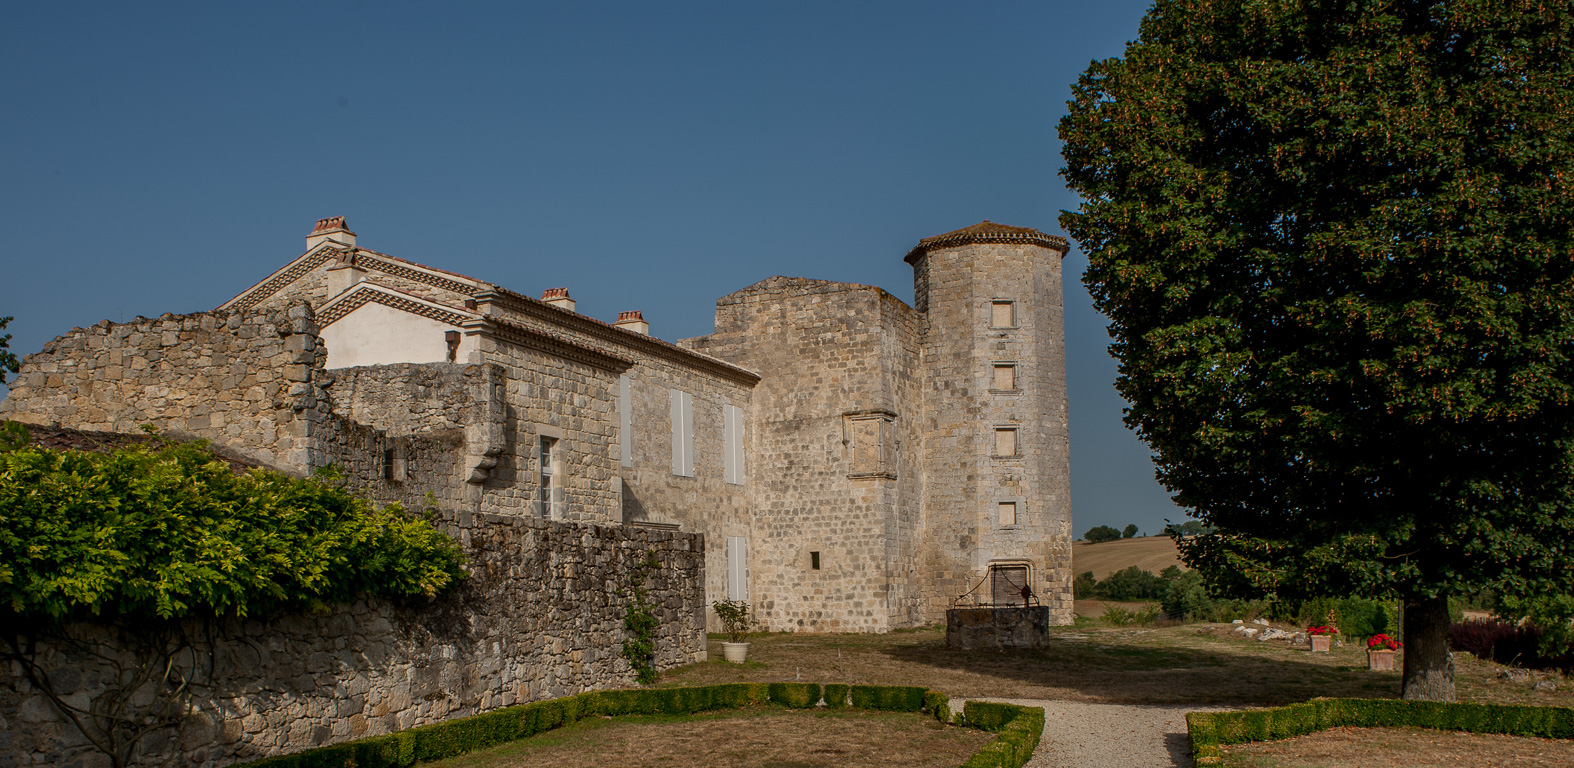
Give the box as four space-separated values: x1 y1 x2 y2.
1071 536 1185 579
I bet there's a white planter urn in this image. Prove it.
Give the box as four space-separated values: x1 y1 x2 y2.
721 642 750 663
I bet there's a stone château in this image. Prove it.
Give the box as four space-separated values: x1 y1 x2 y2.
1 216 1075 632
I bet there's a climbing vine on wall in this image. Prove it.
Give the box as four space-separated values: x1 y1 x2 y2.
620 549 662 685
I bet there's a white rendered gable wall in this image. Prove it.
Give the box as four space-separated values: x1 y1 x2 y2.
319 302 475 368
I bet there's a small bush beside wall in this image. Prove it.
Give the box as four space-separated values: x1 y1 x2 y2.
1187 698 1574 764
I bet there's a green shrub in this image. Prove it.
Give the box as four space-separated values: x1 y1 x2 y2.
1162 569 1211 620
959 703 1043 768
0 439 466 623
767 682 820 709
923 690 951 723
961 701 1023 731
239 683 1040 768
1083 525 1122 544
1096 565 1163 601
849 685 926 711
1073 570 1099 599
1189 698 1574 764
1294 597 1390 638
823 683 851 709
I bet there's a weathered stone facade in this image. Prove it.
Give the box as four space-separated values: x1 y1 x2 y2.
0 299 707 767
0 515 703 768
3 216 1075 637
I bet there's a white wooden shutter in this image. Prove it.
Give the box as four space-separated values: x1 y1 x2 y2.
723 404 744 485
726 536 749 601
619 375 632 468
670 389 683 475
670 389 693 477
732 405 746 484
682 392 694 476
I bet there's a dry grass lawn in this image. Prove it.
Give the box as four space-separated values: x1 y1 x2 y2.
1072 536 1185 579
658 623 1573 709
1217 726 1574 767
420 707 992 768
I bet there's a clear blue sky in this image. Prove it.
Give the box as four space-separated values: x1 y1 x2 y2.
0 1 1195 536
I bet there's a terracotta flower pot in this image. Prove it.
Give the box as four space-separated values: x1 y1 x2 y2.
722 642 750 663
1368 648 1397 671
1310 635 1332 652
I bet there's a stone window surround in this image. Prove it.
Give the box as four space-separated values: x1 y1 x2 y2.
989 361 1021 394
533 423 565 520
989 298 1019 329
995 499 1023 528
992 426 1020 458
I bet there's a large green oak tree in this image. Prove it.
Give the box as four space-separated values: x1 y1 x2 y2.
1060 0 1574 700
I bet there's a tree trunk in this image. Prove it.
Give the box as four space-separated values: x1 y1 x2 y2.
1401 594 1455 701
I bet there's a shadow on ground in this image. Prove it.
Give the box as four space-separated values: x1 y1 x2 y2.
657 625 1404 706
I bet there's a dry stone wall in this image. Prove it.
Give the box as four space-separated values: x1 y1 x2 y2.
0 306 325 473
0 516 704 768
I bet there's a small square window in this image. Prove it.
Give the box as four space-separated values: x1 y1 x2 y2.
992 364 1016 391
810 551 821 570
999 502 1018 526
990 301 1015 328
994 428 1018 457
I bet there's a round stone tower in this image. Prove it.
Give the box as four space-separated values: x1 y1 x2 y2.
906 222 1074 624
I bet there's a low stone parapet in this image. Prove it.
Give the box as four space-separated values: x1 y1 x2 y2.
945 606 1050 650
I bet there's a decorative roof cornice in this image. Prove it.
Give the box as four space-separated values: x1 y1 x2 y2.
219 244 347 311
467 317 635 374
904 221 1070 264
218 244 491 313
479 289 761 386
353 249 488 296
318 282 477 329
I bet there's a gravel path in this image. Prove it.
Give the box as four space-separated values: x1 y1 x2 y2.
953 698 1229 768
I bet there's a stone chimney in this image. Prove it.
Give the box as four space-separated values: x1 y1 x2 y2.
307 216 357 250
614 310 649 335
541 287 576 312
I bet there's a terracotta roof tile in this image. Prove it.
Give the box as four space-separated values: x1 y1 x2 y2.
905 221 1069 263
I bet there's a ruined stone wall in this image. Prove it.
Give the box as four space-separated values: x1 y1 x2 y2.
687 277 923 632
912 244 1073 625
326 363 481 436
0 516 706 768
0 306 325 473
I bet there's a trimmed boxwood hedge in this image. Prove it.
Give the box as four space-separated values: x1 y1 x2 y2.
1188 697 1574 764
767 682 821 708
240 684 1043 768
823 683 851 709
850 684 927 711
959 701 1044 768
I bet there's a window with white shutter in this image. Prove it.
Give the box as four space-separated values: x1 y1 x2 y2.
670 389 693 477
726 536 749 601
724 403 745 485
619 375 632 468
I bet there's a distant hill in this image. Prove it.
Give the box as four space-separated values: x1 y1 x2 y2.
1071 536 1185 580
